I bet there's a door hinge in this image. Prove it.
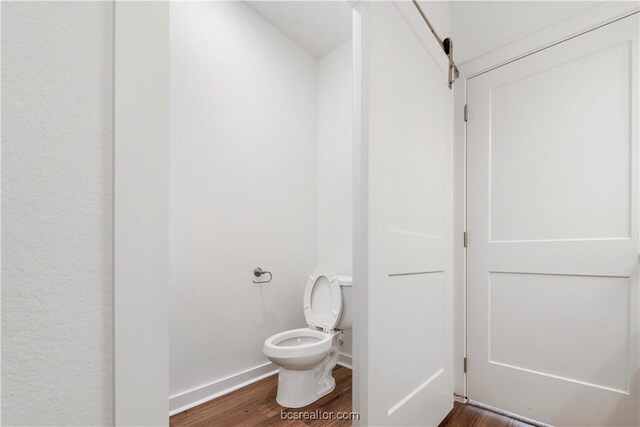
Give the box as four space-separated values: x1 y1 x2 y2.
464 104 468 122
463 231 468 248
463 357 467 373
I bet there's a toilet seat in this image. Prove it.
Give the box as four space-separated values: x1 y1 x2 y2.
303 266 342 331
263 328 333 359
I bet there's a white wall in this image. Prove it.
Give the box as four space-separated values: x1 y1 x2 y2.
416 1 451 42
1 2 113 425
451 1 602 64
317 40 354 357
169 1 318 398
317 40 353 279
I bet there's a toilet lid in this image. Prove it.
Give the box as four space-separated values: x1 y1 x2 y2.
303 266 342 331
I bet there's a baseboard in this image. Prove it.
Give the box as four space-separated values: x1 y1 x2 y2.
338 352 353 369
169 362 278 416
453 394 467 404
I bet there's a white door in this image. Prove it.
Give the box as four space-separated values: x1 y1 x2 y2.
355 1 453 425
467 14 639 426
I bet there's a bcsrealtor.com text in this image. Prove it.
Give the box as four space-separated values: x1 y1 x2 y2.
280 410 360 421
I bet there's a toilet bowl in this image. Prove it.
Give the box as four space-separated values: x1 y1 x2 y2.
263 266 352 408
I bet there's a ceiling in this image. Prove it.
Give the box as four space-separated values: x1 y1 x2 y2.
244 1 353 59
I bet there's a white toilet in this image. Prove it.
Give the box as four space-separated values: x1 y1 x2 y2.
263 266 352 408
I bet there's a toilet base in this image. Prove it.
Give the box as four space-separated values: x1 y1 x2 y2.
275 368 336 408
270 331 342 408
317 375 336 398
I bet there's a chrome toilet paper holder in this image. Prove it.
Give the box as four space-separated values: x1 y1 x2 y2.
253 267 272 284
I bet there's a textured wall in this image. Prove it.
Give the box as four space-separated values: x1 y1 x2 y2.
1 2 114 425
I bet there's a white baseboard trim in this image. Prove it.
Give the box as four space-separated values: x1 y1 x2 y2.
453 394 467 404
169 362 278 416
170 353 353 416
338 352 353 369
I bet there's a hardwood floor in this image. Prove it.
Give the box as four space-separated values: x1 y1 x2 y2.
171 366 532 427
170 366 353 427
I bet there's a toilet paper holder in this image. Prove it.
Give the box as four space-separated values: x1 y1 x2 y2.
253 267 272 284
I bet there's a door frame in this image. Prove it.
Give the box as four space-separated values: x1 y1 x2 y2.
453 0 640 408
352 3 368 425
114 2 170 426
114 2 364 426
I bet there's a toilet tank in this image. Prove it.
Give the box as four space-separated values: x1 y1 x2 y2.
336 275 352 330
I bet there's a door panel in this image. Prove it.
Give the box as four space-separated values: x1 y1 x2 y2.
357 1 453 425
467 14 639 426
489 272 630 393
489 41 631 243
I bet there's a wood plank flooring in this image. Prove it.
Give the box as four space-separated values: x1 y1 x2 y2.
171 366 532 427
170 366 353 427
